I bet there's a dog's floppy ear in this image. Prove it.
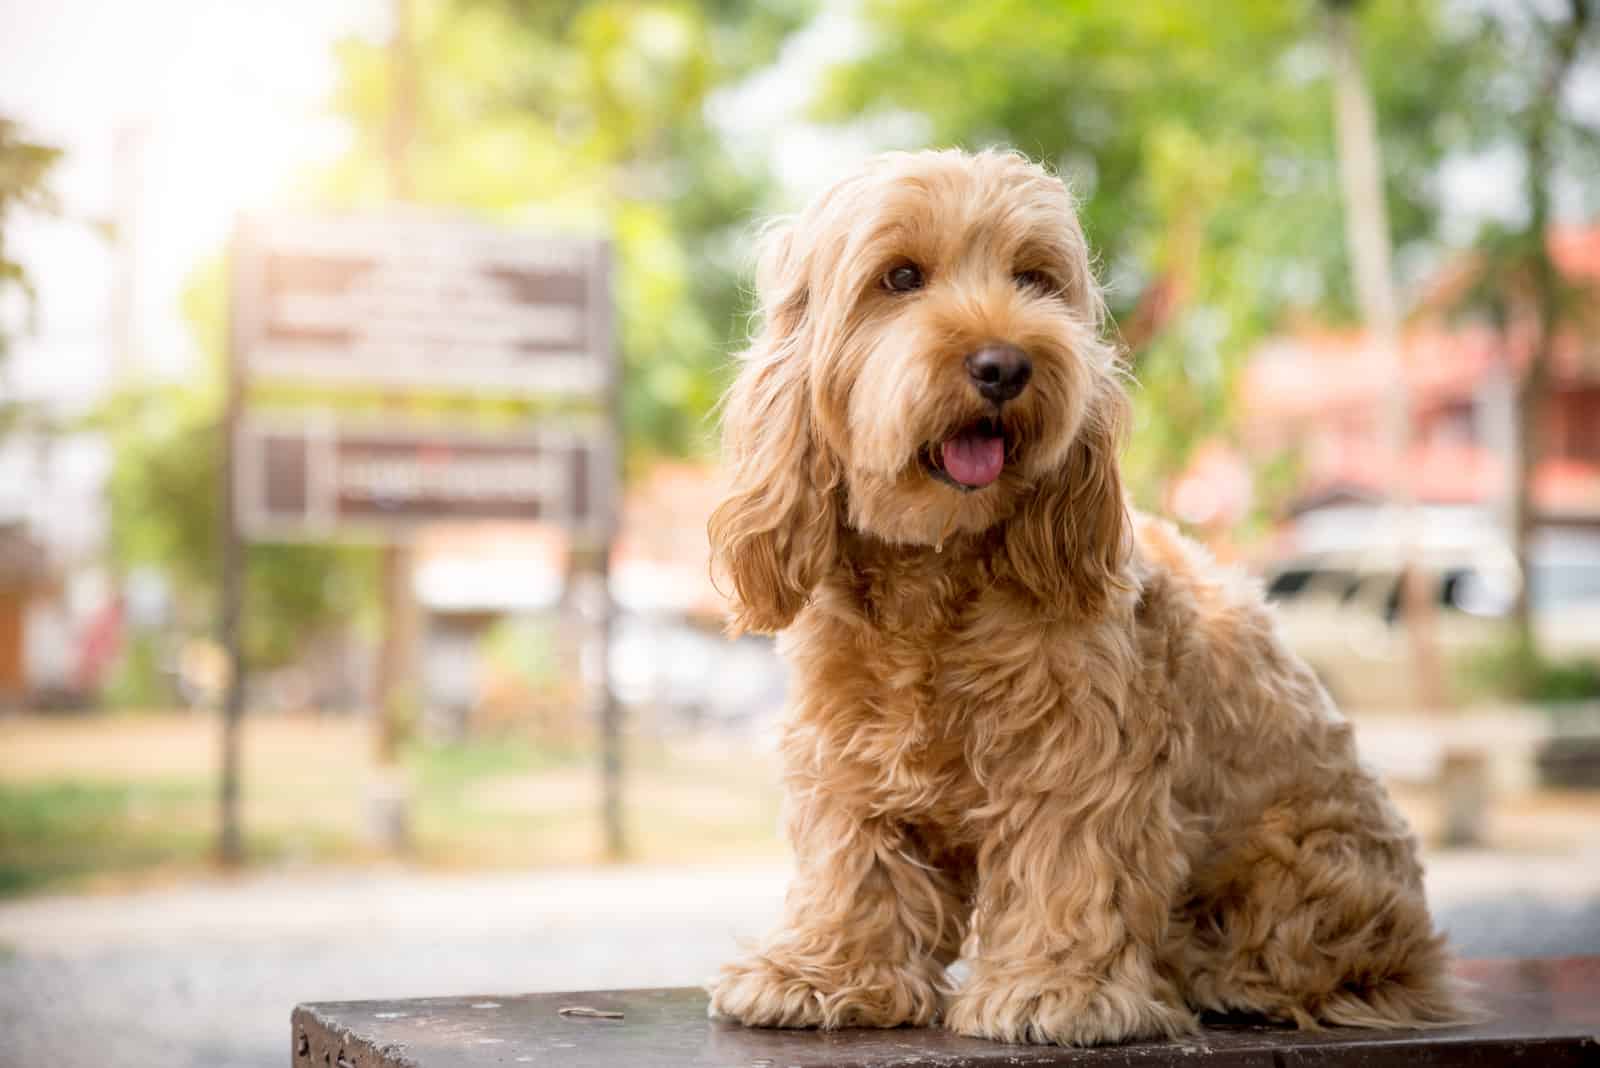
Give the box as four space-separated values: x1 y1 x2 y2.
1005 377 1132 619
708 223 841 635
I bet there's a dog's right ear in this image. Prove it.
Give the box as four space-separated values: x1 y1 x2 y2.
707 223 841 635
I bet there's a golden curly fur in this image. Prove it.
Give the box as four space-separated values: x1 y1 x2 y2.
706 148 1466 1046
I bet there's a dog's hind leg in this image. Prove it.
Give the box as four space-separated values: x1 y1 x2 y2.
1167 790 1469 1030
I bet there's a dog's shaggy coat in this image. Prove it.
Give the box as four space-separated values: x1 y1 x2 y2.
705 148 1465 1046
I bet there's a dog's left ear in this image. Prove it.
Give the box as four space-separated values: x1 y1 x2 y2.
707 224 842 635
1005 378 1133 618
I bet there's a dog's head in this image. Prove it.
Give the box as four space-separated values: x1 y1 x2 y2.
710 148 1131 633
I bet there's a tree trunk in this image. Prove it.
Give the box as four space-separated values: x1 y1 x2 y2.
1510 0 1590 657
1325 2 1447 711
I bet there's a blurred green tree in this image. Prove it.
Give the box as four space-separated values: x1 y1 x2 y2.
97 0 813 685
1445 0 1597 656
0 118 62 429
816 0 1512 511
320 0 812 463
97 262 377 682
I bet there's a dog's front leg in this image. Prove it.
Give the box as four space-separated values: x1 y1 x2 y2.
945 752 1197 1046
709 790 966 1030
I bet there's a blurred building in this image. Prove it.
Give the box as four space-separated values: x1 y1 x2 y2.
610 461 785 735
410 463 783 738
1243 226 1600 547
1218 227 1600 709
0 127 160 708
610 460 728 620
0 524 54 708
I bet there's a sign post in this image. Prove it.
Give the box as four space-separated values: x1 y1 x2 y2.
371 541 416 850
216 230 254 868
374 0 418 851
222 212 619 862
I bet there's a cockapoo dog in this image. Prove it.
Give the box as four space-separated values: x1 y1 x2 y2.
705 148 1465 1047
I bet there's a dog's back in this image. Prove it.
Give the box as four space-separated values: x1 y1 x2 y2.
1133 516 1470 1029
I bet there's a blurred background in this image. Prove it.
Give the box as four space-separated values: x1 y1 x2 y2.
1 0 1599 1065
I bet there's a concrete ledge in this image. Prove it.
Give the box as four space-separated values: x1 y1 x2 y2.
293 957 1600 1067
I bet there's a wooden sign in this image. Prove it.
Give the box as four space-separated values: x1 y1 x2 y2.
232 213 612 397
235 416 612 543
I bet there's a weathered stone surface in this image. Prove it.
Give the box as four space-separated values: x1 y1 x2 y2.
293 957 1600 1067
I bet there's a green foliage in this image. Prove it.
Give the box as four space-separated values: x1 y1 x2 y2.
101 386 377 669
0 117 62 426
100 629 170 708
1460 637 1600 705
1535 659 1600 704
319 0 812 463
817 0 1527 509
0 118 60 324
97 262 378 672
482 615 561 690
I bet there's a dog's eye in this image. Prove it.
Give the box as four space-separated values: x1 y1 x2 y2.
882 264 925 293
1014 270 1054 293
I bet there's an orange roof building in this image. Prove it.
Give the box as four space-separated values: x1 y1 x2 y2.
1238 228 1600 526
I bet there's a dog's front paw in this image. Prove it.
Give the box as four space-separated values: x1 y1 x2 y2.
945 970 1196 1046
709 955 941 1030
709 956 830 1029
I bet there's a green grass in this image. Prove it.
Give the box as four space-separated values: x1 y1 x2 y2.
407 733 581 797
1457 639 1600 705
0 775 376 898
0 717 783 898
398 733 786 867
0 779 212 896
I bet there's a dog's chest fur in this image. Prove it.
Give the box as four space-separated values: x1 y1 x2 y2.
784 534 1152 841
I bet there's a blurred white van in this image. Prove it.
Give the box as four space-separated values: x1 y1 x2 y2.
1262 529 1600 710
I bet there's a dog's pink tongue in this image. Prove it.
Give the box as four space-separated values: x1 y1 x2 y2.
941 431 1005 488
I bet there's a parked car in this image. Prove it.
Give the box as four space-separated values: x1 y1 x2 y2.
1262 530 1600 710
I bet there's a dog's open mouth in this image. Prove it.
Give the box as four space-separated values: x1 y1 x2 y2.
922 416 1007 490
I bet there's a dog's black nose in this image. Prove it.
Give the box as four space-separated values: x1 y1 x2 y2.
965 343 1032 403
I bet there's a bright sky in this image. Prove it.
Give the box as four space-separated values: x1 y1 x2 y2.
0 0 874 413
2 0 1593 413
0 0 387 406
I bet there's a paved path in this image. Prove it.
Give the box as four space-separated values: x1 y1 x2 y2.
4 852 1599 1068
